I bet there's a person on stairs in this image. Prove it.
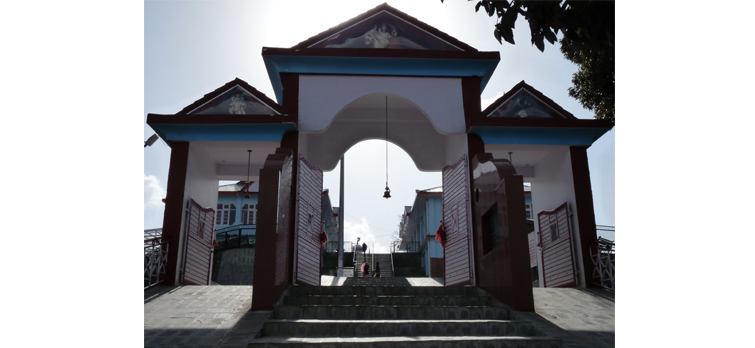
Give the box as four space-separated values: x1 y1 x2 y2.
362 242 367 262
355 237 362 261
363 262 370 277
373 262 381 278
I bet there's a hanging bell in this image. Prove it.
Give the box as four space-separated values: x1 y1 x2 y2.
244 192 251 199
383 186 391 199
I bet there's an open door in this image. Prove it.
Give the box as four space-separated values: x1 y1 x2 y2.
538 202 578 288
181 199 215 285
442 155 476 286
293 155 323 286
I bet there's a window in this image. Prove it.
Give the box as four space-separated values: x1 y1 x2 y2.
549 222 559 241
525 204 533 220
241 204 257 225
216 204 235 226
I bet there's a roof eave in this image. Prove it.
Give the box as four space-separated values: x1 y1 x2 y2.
468 121 613 147
262 48 500 103
146 114 298 143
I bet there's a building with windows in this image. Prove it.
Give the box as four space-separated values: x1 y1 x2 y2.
398 187 444 277
216 181 259 230
399 185 534 278
215 181 337 250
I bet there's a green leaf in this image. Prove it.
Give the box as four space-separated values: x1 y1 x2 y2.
533 36 544 52
544 29 557 45
475 1 482 13
494 27 502 44
485 1 495 16
501 26 515 45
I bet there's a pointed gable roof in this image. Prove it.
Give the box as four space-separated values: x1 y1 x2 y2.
146 78 297 144
482 81 577 120
261 4 500 103
292 3 477 52
468 81 613 146
176 78 284 116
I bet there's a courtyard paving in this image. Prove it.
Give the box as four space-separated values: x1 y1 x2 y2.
144 277 614 348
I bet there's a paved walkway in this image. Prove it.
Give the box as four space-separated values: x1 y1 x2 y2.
515 288 615 348
144 278 614 348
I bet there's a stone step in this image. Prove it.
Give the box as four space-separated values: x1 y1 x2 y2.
283 295 493 307
248 336 562 348
289 284 477 297
355 271 393 278
272 305 511 320
248 336 563 348
260 319 538 338
342 277 414 287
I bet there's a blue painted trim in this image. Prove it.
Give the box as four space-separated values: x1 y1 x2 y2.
150 123 296 142
264 55 499 103
469 126 610 146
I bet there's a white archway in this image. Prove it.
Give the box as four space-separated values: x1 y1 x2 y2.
298 81 469 172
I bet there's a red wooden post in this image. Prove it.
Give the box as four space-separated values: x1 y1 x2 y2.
161 142 189 285
252 149 294 310
570 146 600 288
471 153 534 311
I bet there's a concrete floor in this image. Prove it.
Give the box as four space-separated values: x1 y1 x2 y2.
144 277 614 348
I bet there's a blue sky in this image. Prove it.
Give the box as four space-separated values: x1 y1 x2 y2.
143 0 615 252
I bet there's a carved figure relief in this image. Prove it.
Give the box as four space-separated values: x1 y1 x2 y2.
229 93 247 114
364 23 399 48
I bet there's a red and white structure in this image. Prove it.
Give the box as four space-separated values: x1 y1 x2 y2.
145 3 613 311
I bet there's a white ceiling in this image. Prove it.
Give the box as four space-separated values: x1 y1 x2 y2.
302 93 452 171
192 141 281 180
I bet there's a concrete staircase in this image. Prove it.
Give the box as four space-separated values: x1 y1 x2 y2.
247 278 563 347
355 253 394 278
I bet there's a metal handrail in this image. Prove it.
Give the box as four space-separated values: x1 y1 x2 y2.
590 239 615 290
324 241 354 253
390 246 395 275
144 237 169 290
215 225 256 251
396 241 420 253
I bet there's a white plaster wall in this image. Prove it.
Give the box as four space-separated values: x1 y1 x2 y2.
173 142 220 284
444 134 469 167
529 146 586 287
298 132 309 163
299 75 465 134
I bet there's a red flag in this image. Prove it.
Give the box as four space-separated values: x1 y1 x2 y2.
435 222 446 248
320 231 328 249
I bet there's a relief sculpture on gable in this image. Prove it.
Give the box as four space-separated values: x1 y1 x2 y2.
311 13 461 51
190 86 279 115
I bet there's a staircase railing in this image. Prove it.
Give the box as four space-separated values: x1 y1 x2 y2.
215 225 256 251
324 241 354 253
589 237 615 290
390 248 395 275
395 241 419 253
144 235 169 290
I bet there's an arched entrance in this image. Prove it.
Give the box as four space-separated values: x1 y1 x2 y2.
145 3 612 314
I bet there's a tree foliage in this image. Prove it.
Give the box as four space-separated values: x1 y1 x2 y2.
442 0 615 123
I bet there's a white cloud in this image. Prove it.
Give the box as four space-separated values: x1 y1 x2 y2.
481 92 504 110
344 217 389 253
144 175 166 208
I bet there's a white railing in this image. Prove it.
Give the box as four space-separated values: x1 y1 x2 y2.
144 236 170 290
590 237 615 290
